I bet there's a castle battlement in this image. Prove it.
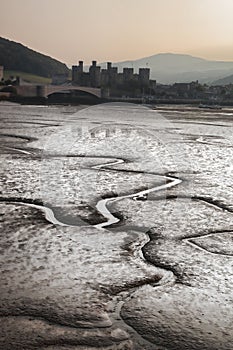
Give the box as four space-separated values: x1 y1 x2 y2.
72 61 151 89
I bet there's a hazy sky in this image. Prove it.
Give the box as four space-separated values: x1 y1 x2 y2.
1 0 233 66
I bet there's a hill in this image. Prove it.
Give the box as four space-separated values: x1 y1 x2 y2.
212 74 233 85
100 53 233 84
0 37 69 78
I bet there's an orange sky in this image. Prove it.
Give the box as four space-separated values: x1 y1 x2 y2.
1 0 233 66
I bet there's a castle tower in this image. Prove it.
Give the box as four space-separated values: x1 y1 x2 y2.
89 60 101 87
102 62 118 86
72 61 84 84
139 68 150 87
123 68 134 82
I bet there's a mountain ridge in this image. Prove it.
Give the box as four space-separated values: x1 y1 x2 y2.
99 53 233 84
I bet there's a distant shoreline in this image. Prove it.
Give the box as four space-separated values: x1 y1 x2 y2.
2 95 233 107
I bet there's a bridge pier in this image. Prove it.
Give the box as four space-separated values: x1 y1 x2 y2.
36 85 46 97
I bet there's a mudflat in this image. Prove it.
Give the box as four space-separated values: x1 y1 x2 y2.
1 102 233 349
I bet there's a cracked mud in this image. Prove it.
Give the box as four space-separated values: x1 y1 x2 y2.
1 102 233 349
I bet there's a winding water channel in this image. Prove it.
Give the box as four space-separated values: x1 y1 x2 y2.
2 146 182 229
1 144 180 348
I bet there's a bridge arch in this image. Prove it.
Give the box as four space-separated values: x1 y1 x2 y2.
45 85 101 98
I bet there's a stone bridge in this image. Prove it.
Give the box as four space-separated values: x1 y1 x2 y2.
44 85 102 98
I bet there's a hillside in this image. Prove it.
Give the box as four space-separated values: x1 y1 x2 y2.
0 37 69 78
3 70 52 84
212 74 233 86
100 53 233 84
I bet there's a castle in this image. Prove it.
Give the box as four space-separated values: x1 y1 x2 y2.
72 61 155 97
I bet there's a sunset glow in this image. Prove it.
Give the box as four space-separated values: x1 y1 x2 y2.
1 0 233 65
